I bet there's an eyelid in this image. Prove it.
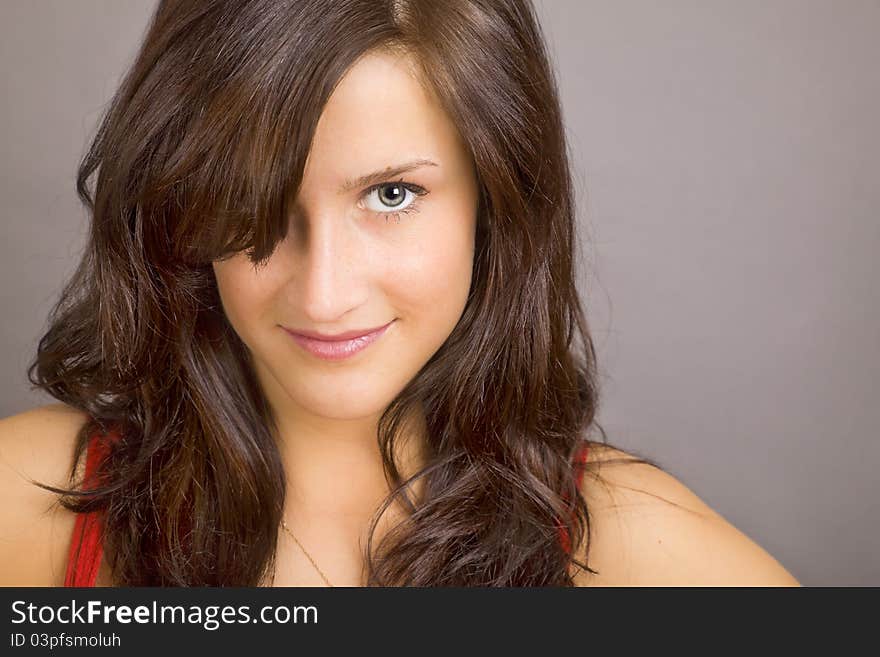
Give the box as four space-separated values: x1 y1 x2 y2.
361 179 427 198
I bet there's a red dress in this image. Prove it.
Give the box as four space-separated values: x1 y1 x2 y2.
63 427 117 586
64 430 590 586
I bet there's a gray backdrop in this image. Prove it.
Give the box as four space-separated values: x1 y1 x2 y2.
1 1 877 586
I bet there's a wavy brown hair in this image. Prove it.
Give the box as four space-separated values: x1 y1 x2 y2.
28 0 658 586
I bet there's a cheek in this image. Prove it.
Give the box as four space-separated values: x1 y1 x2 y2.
212 258 279 344
388 219 475 334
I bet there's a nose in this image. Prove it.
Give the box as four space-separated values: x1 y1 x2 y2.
288 210 369 325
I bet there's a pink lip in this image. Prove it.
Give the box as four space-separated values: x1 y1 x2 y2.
281 320 394 361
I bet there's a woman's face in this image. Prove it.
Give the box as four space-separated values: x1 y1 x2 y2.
212 49 479 423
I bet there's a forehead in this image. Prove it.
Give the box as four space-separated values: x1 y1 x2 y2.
302 50 465 183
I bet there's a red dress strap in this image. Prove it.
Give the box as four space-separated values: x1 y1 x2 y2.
64 427 116 587
558 441 590 555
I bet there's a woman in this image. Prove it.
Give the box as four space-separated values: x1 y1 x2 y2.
0 0 799 586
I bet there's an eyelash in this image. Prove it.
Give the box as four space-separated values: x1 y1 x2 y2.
361 179 429 223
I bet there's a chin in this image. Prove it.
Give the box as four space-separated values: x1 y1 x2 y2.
292 385 395 420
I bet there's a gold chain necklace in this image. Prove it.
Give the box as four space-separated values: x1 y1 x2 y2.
279 519 334 587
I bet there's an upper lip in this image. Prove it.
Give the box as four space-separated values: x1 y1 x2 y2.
282 320 393 342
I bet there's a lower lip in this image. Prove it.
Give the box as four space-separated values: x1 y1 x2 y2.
283 321 394 361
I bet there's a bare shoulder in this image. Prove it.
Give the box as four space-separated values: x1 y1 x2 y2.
0 402 91 585
572 443 801 586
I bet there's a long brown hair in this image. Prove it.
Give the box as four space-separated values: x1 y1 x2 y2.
28 0 658 586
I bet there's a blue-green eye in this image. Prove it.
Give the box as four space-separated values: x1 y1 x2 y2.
361 180 428 222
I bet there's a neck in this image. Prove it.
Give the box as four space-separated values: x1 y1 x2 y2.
271 400 428 530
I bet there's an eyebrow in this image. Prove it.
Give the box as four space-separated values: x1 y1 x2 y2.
340 158 439 193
